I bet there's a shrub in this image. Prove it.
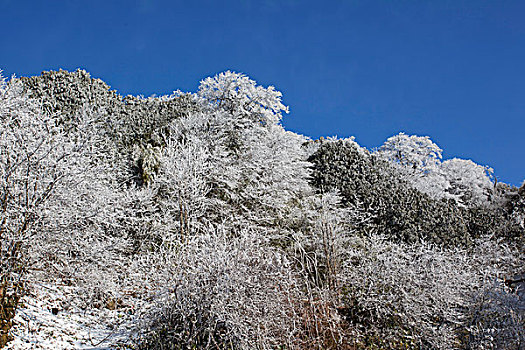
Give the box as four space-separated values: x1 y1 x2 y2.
337 234 522 349
132 231 306 350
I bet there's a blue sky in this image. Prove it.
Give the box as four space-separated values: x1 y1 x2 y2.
1 0 524 185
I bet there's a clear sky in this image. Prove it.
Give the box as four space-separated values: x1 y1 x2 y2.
1 0 524 185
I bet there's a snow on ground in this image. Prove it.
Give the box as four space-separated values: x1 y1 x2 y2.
5 281 141 350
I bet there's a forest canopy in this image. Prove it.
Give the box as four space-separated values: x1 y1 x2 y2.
0 69 523 349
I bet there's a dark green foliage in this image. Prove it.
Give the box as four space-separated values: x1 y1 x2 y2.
19 69 121 119
499 184 525 244
466 183 524 244
19 69 198 185
308 140 474 246
117 94 197 147
19 69 196 144
308 139 525 247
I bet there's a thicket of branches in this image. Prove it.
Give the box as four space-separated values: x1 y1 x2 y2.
0 69 523 349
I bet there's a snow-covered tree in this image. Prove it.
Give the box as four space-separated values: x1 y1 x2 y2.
2 69 522 350
375 132 451 200
0 74 90 346
441 158 494 207
147 72 310 239
376 133 499 207
377 132 443 171
197 71 288 127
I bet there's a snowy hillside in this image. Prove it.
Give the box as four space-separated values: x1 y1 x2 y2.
1 69 524 349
